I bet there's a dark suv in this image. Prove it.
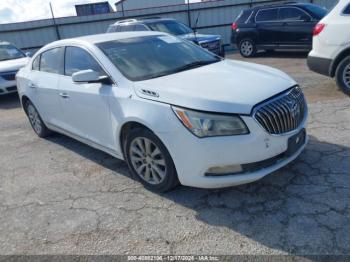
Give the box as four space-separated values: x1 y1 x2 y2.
231 3 328 57
107 18 225 57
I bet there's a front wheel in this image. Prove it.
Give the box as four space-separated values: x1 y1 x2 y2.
239 39 256 58
336 55 350 96
124 128 179 192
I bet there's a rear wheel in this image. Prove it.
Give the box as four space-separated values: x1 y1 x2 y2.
25 100 51 138
124 128 179 192
239 39 256 58
335 56 350 96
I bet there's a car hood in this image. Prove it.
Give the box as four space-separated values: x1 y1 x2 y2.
0 57 30 73
134 60 297 115
179 33 221 43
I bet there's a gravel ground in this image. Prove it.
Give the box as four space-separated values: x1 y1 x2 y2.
0 51 349 256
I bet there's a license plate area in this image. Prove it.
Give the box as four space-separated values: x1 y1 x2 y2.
286 129 306 157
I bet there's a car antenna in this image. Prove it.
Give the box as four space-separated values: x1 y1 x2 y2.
194 12 200 44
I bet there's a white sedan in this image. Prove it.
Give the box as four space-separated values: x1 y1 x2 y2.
0 42 30 95
17 31 308 192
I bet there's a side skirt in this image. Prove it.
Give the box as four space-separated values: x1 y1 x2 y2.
46 123 124 160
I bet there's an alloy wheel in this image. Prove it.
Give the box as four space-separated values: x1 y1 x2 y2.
129 137 167 185
342 63 350 89
27 104 42 135
240 40 254 57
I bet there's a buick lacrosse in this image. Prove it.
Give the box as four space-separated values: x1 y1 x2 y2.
17 31 308 192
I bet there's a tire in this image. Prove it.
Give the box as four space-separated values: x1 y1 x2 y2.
124 128 179 192
239 38 257 58
25 100 52 138
335 55 350 96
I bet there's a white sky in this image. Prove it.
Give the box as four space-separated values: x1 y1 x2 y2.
0 0 117 24
0 0 202 24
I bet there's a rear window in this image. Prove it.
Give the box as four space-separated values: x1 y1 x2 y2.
302 4 328 19
119 24 135 32
343 4 350 14
235 10 253 23
256 8 278 22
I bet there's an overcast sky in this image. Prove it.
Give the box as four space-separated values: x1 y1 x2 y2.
0 0 119 24
0 0 203 24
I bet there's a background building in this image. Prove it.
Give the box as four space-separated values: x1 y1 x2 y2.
115 0 185 12
75 2 114 16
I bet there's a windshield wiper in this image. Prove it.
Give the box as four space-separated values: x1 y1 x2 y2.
175 60 220 73
142 60 220 81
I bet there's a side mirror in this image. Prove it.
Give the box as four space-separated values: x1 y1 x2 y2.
72 69 112 84
25 51 32 57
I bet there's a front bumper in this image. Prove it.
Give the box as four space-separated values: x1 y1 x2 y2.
0 80 17 95
157 114 308 189
307 55 332 77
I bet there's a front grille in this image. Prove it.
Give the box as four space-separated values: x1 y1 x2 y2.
201 40 220 51
253 86 307 135
0 71 17 81
6 86 17 92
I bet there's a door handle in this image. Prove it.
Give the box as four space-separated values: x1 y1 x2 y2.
28 83 37 89
59 92 70 99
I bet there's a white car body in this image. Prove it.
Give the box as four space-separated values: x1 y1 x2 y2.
0 42 29 95
17 32 308 189
308 0 350 80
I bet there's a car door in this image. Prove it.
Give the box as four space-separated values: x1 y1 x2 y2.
28 47 65 127
58 46 114 149
255 8 284 46
278 7 315 47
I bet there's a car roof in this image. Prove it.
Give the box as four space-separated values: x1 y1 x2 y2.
111 17 175 26
246 2 320 12
40 31 166 51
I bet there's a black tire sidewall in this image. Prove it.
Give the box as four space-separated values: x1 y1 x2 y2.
25 100 51 138
124 128 179 192
336 56 350 96
239 38 256 58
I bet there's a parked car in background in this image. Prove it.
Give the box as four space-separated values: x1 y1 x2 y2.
231 3 328 57
107 17 225 57
17 32 308 192
308 0 350 96
0 41 30 95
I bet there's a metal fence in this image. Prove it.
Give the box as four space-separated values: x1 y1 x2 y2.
0 0 336 52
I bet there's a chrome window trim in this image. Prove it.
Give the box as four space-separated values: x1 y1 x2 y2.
255 6 313 23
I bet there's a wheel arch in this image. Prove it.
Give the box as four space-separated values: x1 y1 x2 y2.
20 95 31 114
237 31 258 44
331 48 350 77
118 120 155 158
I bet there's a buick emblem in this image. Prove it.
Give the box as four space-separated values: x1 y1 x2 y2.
287 100 299 119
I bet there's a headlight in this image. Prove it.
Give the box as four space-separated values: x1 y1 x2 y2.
172 106 249 138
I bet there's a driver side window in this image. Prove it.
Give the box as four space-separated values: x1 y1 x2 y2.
64 46 105 77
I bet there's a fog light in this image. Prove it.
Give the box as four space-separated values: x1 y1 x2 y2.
206 165 243 176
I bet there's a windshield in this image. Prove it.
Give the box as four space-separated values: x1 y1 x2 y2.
147 21 193 36
98 35 221 81
302 4 328 19
0 44 25 61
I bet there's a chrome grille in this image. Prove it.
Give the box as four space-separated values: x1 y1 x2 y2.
253 86 307 135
